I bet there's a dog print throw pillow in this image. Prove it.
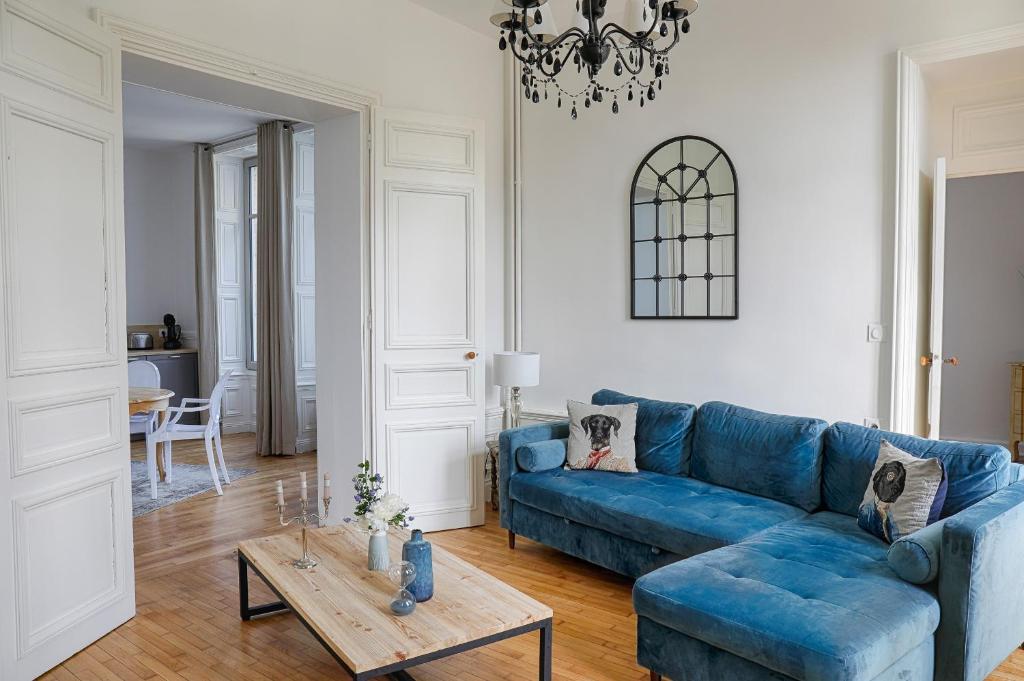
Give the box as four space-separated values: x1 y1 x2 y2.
565 401 639 473
857 440 947 544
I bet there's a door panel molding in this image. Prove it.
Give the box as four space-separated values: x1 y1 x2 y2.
0 97 118 376
384 419 477 517
9 387 120 476
13 467 128 657
0 0 114 110
385 362 475 410
383 181 476 350
384 119 476 174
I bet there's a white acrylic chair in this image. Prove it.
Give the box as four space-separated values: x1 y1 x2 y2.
146 370 233 499
128 360 161 438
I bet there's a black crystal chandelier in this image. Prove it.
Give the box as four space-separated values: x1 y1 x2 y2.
491 0 698 119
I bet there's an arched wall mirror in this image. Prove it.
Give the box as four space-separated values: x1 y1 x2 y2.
630 136 738 319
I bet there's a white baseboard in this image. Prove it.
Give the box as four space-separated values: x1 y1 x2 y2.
222 420 256 434
296 434 317 453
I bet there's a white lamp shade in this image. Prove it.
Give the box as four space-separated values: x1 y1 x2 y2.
493 352 540 387
534 3 559 41
624 0 652 33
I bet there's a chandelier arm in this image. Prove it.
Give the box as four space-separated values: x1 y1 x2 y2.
510 35 585 80
605 41 649 77
600 17 659 46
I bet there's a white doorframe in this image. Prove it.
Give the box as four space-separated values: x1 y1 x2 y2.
890 22 1024 435
93 12 382 515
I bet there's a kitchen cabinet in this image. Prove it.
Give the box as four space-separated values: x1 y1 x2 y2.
128 352 200 429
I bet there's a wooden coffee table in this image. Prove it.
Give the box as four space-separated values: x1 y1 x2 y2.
238 524 553 680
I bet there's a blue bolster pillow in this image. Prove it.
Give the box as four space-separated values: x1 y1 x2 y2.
887 518 946 584
516 438 568 472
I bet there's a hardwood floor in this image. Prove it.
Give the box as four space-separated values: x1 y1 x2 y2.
40 434 1024 681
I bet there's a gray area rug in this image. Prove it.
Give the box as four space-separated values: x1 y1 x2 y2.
131 460 256 517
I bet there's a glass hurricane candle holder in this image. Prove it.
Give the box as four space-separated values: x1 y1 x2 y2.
388 561 417 616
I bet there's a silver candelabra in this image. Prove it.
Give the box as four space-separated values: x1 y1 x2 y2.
276 473 332 570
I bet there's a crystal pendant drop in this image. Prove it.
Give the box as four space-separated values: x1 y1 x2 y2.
648 85 656 100
534 9 542 24
521 73 528 86
628 88 634 102
640 96 645 108
682 18 690 33
521 36 529 51
499 36 507 51
532 89 540 104
612 99 619 114
584 97 591 108
658 79 663 90
571 105 578 120
557 96 562 108
614 60 623 77
545 52 554 66
655 62 664 77
660 22 668 37
510 30 517 44
553 57 561 72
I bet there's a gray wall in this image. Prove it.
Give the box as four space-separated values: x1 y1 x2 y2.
123 144 197 333
940 171 1024 444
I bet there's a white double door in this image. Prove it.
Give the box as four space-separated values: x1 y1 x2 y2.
0 1 134 679
372 108 487 532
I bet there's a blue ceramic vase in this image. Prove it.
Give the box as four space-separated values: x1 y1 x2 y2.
402 529 434 602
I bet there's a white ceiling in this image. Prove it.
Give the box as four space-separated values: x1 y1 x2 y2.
122 82 275 150
922 45 1024 92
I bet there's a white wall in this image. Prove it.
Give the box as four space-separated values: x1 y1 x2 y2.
56 0 506 418
517 1 1024 426
123 144 196 334
940 172 1024 444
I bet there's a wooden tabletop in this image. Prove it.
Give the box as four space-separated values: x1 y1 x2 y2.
238 524 552 674
128 387 175 405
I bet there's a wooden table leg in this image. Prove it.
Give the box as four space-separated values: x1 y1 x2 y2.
156 409 168 481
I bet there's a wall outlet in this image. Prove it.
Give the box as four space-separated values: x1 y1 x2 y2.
866 323 885 343
863 417 881 429
159 328 167 338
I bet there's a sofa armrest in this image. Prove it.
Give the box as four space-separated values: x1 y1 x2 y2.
498 421 570 529
936 483 1024 681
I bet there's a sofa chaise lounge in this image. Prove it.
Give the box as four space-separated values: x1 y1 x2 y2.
498 389 1024 681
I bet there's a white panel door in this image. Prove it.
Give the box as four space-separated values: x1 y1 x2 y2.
0 2 133 679
926 157 947 439
374 108 485 532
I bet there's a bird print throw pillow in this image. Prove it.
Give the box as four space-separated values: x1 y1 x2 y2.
857 440 947 544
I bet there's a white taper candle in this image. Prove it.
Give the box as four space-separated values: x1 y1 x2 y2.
300 471 308 501
276 480 285 507
323 472 331 500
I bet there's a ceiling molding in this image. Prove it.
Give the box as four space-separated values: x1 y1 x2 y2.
93 11 382 111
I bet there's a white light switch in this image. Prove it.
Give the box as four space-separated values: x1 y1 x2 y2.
867 323 885 343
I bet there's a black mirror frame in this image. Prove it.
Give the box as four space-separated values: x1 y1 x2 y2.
630 135 739 320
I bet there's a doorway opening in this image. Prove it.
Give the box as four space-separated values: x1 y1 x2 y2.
119 51 369 517
892 29 1024 450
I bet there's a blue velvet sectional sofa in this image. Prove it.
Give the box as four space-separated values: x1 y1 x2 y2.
498 389 1024 681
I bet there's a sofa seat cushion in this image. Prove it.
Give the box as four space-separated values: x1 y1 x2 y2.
508 468 806 558
633 512 940 681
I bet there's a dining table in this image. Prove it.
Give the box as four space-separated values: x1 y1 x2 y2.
129 386 175 482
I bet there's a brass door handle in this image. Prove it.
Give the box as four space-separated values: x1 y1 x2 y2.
920 355 960 367
465 351 478 360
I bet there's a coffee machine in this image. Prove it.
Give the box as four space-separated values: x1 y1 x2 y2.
163 313 182 350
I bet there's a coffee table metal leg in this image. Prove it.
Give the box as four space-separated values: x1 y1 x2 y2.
238 553 288 620
539 619 552 681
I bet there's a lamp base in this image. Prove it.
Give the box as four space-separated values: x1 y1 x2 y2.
503 386 524 430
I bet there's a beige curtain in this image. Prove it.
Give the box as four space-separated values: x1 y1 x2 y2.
256 121 298 455
194 144 219 422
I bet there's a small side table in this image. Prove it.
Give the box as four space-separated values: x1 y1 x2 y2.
486 439 500 511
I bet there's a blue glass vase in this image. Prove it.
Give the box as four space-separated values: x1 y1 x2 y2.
402 529 433 602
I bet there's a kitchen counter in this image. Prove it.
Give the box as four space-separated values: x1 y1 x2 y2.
128 348 198 358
